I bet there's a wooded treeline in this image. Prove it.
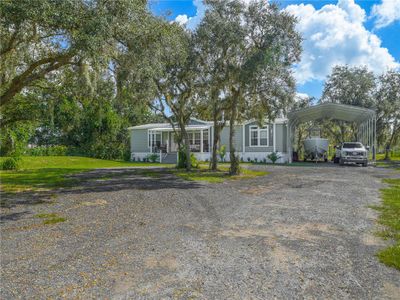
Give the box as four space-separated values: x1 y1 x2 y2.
1 0 399 173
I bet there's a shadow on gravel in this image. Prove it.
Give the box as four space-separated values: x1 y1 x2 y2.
0 168 202 214
0 211 31 223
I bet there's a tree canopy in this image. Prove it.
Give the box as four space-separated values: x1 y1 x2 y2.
194 0 301 173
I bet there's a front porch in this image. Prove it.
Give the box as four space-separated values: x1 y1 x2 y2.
148 126 211 155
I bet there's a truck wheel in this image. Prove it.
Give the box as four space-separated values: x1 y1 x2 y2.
362 162 368 167
339 158 344 166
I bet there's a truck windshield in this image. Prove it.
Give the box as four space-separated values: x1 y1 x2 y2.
343 143 362 148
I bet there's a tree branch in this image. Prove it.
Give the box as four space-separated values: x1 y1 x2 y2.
0 53 74 106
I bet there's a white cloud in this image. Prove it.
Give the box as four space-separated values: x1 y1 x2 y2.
175 14 190 26
296 92 310 99
285 0 399 84
371 0 400 28
174 0 206 29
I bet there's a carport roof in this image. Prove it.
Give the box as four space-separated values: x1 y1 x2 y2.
288 103 375 125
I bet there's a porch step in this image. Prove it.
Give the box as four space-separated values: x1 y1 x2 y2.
162 152 177 164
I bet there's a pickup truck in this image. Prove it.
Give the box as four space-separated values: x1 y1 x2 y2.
334 142 368 167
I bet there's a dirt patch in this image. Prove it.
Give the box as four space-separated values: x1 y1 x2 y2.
381 282 400 300
66 199 108 211
361 233 386 246
220 228 274 238
273 223 336 241
220 223 336 242
82 199 108 206
144 256 178 270
240 185 272 195
269 241 302 270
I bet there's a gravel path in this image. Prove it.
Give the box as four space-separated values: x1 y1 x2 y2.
1 164 399 299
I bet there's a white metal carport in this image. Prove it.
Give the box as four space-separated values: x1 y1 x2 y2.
287 103 376 163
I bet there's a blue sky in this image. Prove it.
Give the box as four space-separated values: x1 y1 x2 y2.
149 0 400 100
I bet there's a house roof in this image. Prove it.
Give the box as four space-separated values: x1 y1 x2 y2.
127 123 171 130
128 117 287 130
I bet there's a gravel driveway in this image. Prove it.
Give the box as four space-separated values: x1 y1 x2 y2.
1 164 399 299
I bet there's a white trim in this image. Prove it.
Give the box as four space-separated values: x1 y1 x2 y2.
189 117 214 125
128 118 287 130
242 124 245 153
249 125 269 147
148 130 161 152
208 127 211 153
200 130 203 153
242 118 288 126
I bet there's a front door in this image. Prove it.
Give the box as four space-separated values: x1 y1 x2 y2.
170 132 178 152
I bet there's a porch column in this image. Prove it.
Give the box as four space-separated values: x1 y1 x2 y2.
208 127 211 153
149 130 153 153
200 130 203 153
242 124 245 154
273 123 276 153
166 132 169 152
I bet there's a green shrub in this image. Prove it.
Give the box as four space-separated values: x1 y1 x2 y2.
27 145 68 156
147 153 159 163
267 152 281 164
0 156 21 170
190 153 199 168
218 145 226 162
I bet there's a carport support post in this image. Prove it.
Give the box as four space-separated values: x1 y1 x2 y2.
365 121 367 146
287 120 292 163
367 119 370 148
373 116 376 161
369 119 372 154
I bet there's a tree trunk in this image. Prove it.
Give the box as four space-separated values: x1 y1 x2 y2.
181 126 191 171
229 98 240 175
384 129 397 160
211 118 222 171
340 123 346 143
385 122 400 160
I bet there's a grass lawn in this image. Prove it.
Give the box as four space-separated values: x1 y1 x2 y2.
373 152 400 269
0 156 172 192
174 164 268 183
376 152 400 161
376 154 400 171
372 177 400 270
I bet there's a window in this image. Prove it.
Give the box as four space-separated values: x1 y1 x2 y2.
194 132 201 145
249 125 268 147
203 129 209 152
342 143 363 149
187 131 201 152
250 126 258 146
260 128 268 146
148 132 161 149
